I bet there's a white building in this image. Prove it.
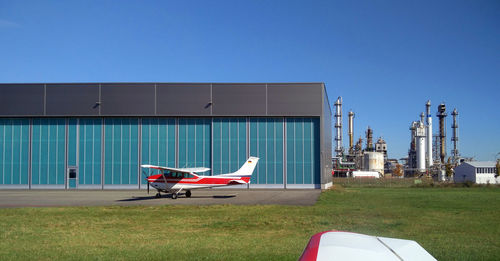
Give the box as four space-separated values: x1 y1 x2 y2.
454 161 499 184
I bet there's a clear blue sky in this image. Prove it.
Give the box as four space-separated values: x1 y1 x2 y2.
1 0 499 161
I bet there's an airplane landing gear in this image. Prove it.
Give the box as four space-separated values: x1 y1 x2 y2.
155 192 161 198
172 193 178 199
185 190 192 198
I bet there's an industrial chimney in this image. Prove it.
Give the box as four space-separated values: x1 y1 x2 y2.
348 110 354 154
451 108 459 164
437 103 447 164
334 97 344 157
425 100 433 168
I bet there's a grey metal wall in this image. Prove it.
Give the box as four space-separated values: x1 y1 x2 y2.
0 82 332 187
0 83 324 117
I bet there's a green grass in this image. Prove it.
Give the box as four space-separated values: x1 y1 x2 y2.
1 187 499 260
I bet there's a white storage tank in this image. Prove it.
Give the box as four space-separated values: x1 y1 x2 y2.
363 151 384 176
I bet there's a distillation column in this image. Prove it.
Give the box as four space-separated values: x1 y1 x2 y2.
334 97 344 157
437 103 448 164
348 111 354 154
451 108 459 163
416 121 426 172
426 101 433 168
366 126 373 151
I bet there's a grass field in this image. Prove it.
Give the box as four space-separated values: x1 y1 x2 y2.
1 187 499 260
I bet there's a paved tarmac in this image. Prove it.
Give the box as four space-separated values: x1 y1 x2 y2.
0 189 321 208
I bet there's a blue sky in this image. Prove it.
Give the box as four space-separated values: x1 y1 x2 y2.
1 0 499 161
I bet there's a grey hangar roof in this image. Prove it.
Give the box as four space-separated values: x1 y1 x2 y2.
0 82 331 117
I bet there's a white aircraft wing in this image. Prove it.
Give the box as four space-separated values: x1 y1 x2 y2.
300 231 436 261
141 164 210 174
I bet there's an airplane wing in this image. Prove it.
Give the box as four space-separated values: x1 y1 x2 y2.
299 231 436 261
141 164 210 174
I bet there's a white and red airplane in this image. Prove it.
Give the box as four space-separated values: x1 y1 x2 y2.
141 157 259 199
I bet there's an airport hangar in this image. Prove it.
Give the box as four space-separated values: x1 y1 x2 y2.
0 83 332 190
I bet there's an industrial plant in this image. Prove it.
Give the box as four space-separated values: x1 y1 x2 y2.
330 96 493 182
332 97 390 178
405 101 465 180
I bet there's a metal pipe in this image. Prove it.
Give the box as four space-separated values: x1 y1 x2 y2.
348 110 354 153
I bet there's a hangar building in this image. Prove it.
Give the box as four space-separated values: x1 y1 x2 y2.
0 83 332 189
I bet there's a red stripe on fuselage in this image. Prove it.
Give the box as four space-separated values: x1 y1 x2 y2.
147 175 250 185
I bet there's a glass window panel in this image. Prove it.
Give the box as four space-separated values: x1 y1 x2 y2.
112 119 121 184
0 120 4 184
212 119 221 174
104 119 113 184
178 118 211 173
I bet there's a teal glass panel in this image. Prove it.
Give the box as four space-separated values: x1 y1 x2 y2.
4 120 13 184
20 120 29 185
286 118 320 185
0 120 4 184
178 118 211 174
79 119 102 185
258 120 266 184
141 118 176 184
213 118 247 176
248 118 283 185
12 120 20 184
0 119 30 185
303 120 312 184
238 120 247 169
266 119 275 184
286 119 295 184
221 119 229 174
31 118 65 185
249 119 258 184
104 118 138 185
195 119 206 172
31 119 40 184
68 119 77 166
275 121 284 184
313 119 320 184
40 120 48 184
104 119 113 185
212 119 221 174
295 119 304 184
112 119 121 184
229 119 238 172
130 120 139 183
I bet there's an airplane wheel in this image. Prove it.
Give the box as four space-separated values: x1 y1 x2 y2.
155 193 161 198
172 193 178 199
185 190 192 198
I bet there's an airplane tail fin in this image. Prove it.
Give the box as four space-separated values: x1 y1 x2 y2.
221 157 259 178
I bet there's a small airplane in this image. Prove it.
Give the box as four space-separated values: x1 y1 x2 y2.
141 156 259 199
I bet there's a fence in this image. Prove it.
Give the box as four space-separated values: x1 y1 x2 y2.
331 177 434 188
